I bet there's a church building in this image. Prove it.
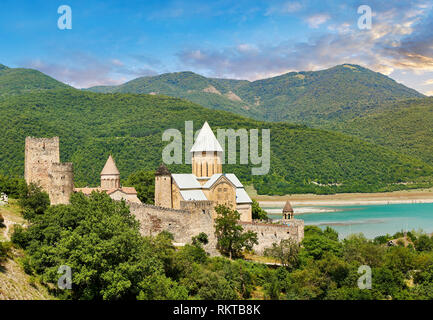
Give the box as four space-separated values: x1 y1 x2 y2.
75 155 141 203
155 122 253 222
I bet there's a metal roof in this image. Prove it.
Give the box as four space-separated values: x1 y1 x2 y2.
202 173 243 189
225 174 243 188
171 174 201 189
236 188 252 204
202 173 222 188
190 122 223 152
180 190 207 201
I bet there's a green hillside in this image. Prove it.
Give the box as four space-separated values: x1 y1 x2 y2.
0 89 432 195
331 97 433 165
87 71 258 118
86 64 423 124
0 65 70 96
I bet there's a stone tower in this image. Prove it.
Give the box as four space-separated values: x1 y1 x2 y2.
190 122 223 178
24 137 74 205
25 137 60 187
282 200 294 220
154 164 172 208
100 155 120 190
48 162 74 205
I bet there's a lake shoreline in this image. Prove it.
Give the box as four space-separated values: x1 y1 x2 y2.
255 188 433 210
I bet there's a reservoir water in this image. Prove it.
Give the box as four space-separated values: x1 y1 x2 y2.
264 203 433 239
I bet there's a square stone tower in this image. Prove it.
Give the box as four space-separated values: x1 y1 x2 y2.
24 137 74 205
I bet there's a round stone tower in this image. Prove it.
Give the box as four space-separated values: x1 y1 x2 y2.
49 162 74 205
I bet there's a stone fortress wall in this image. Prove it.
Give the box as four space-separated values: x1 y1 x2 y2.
129 200 303 255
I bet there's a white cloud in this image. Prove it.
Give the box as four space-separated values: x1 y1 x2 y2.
306 14 330 28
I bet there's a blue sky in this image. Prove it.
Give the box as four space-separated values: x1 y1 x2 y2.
1 0 433 95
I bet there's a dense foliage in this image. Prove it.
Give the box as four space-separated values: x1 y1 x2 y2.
125 170 155 204
86 64 422 124
0 89 432 195
12 192 188 299
330 97 433 165
11 193 433 300
252 199 268 220
18 183 50 220
0 174 27 198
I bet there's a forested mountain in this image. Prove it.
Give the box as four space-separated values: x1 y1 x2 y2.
1 89 432 195
0 64 70 96
86 64 423 124
330 97 433 165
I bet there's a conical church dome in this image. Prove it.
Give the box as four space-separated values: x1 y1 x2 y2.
283 200 294 213
190 122 223 153
101 155 120 175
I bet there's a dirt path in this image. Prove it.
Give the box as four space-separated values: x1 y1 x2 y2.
2 219 13 241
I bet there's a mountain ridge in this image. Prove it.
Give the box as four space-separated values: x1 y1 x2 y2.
85 64 424 124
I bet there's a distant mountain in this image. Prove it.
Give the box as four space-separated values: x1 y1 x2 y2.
86 64 423 124
0 64 70 96
87 71 259 118
331 97 433 165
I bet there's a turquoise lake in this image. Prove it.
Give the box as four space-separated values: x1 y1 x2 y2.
265 203 433 239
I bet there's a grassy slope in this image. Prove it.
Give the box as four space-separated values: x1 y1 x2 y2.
0 89 432 195
0 200 52 300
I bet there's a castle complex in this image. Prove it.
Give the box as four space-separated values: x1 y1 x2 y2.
24 122 304 255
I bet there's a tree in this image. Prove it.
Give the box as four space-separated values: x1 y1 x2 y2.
415 234 433 252
18 183 50 220
192 232 209 247
125 170 155 204
251 199 268 220
214 205 258 259
264 239 300 270
15 192 177 300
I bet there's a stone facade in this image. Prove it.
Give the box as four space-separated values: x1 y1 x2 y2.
129 200 219 255
129 200 303 255
240 219 304 254
24 137 74 205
